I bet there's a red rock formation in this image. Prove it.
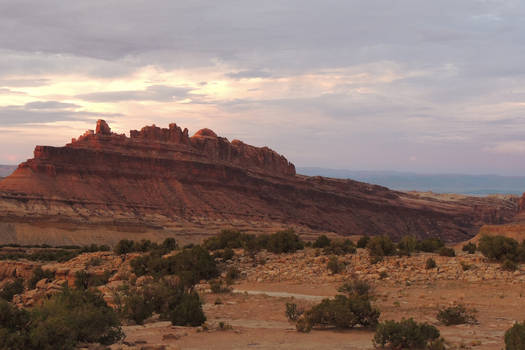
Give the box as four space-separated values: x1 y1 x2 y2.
0 120 518 245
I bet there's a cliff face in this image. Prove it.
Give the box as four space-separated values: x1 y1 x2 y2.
0 120 518 245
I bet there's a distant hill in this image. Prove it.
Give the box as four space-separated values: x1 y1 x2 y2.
0 165 16 178
297 167 525 195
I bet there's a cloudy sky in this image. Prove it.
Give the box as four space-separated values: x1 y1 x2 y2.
1 0 525 174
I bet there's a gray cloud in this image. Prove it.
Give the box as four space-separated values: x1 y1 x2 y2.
1 1 525 173
25 101 80 109
225 70 273 79
0 103 120 125
76 85 192 102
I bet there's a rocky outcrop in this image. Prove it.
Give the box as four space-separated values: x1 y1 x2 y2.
0 120 519 245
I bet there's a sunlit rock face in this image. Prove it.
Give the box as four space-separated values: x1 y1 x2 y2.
0 120 519 245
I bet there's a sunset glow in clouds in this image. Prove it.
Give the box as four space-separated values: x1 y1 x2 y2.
2 1 525 174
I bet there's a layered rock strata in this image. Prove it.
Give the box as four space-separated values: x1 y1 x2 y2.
0 120 518 245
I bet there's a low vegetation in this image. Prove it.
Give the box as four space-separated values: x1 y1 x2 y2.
0 288 122 350
294 280 379 333
505 322 525 350
373 318 443 349
437 304 477 325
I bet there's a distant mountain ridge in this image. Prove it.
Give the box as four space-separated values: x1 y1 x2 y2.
0 165 16 178
297 167 525 195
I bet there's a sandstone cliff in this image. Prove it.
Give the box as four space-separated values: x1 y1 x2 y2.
0 120 519 245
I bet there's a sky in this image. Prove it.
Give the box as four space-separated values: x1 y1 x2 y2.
1 0 525 175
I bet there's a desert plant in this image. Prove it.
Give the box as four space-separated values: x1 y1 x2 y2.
436 304 477 325
460 261 473 271
313 235 331 248
425 258 437 269
462 242 476 254
113 239 136 255
266 229 304 254
357 235 371 249
170 292 206 326
397 235 419 256
298 294 380 332
438 247 455 257
367 235 396 258
417 238 445 253
0 278 24 302
29 288 123 349
501 259 518 272
373 318 441 349
505 321 525 350
323 239 357 255
338 279 372 298
327 256 344 274
478 235 519 262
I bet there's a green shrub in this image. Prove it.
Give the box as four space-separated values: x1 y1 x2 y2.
113 239 135 255
0 278 24 301
438 247 455 257
478 235 519 262
203 229 246 250
131 245 218 288
437 304 477 325
357 236 370 249
417 238 444 253
505 322 525 350
29 288 122 349
170 292 206 326
338 279 372 298
367 235 396 258
0 299 31 349
160 237 178 252
327 256 344 274
323 239 356 255
502 259 518 272
397 235 418 256
298 294 380 332
462 242 476 254
313 235 331 248
373 318 441 349
425 258 437 269
28 267 56 289
266 229 304 254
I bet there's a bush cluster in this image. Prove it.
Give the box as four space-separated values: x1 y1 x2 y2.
113 238 178 255
327 256 345 274
0 244 111 263
114 279 206 327
436 304 477 326
131 245 218 289
438 247 455 257
0 278 24 302
478 235 525 263
295 280 379 333
0 288 122 350
204 229 304 254
373 318 442 349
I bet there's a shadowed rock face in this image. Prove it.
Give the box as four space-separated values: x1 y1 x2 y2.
0 120 519 245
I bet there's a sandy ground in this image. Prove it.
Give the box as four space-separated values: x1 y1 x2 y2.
119 279 525 350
